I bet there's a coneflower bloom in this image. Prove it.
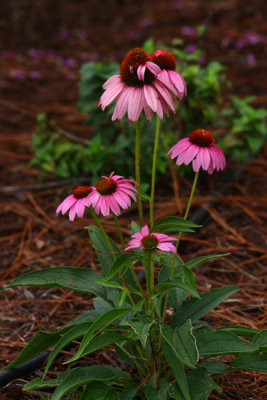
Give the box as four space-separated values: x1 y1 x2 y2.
151 49 187 100
56 186 93 221
168 129 226 174
98 47 175 123
87 172 137 217
126 225 177 253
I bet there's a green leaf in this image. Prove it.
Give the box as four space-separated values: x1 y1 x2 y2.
120 385 138 400
81 332 127 357
161 320 199 368
43 323 92 377
100 254 136 282
66 308 132 363
163 341 191 400
1 267 106 297
23 377 59 391
195 330 257 356
155 279 200 298
173 286 239 327
252 330 267 350
122 320 153 349
151 216 200 234
5 330 62 369
227 352 267 372
81 382 119 400
87 225 120 274
200 359 226 374
51 366 130 400
186 368 221 400
182 253 230 270
145 378 169 400
217 325 259 338
88 225 137 289
183 269 199 297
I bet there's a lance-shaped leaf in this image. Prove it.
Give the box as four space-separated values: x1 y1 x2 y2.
195 330 257 356
66 307 132 363
163 341 192 400
87 225 137 289
251 330 267 351
182 253 230 270
227 352 267 372
173 286 239 327
1 267 106 297
154 279 199 299
217 325 259 338
122 320 153 349
161 320 199 368
51 365 131 400
99 254 137 282
81 382 119 400
151 216 200 234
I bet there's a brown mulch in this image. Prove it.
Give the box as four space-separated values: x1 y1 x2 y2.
0 0 267 399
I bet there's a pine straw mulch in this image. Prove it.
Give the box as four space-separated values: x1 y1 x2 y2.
0 0 267 398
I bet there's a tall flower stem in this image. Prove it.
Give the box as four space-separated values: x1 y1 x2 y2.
135 118 144 227
144 251 152 312
160 170 200 329
150 115 161 228
173 170 200 257
112 213 125 248
89 208 116 261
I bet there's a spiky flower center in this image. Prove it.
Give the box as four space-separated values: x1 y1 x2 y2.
141 234 159 249
96 178 117 195
151 49 176 71
73 186 92 199
189 129 214 147
120 47 155 87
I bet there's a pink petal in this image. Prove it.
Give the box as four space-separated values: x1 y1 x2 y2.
143 85 158 112
169 70 185 94
141 225 149 236
128 88 144 122
99 81 124 109
103 75 121 90
154 80 175 112
137 64 146 81
56 195 76 215
146 61 161 75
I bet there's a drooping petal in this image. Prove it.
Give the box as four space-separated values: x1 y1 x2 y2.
128 87 144 122
99 81 124 109
143 84 158 112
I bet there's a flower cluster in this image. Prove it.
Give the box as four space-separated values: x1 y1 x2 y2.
98 47 187 123
56 172 137 221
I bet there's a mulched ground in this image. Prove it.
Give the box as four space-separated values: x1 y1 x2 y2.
0 0 266 398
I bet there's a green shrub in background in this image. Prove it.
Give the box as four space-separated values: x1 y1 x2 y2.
31 39 266 182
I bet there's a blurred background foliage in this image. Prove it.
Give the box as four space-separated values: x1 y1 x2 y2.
30 37 267 183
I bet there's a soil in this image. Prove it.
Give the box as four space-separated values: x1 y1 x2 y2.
0 0 266 399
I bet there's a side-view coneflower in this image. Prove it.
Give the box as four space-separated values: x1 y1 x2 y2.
151 48 187 100
126 225 177 253
98 47 175 122
87 172 137 217
168 128 226 174
56 186 93 221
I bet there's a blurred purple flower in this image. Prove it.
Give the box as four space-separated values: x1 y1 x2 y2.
185 44 196 54
28 48 42 58
78 29 90 40
246 53 255 64
199 55 205 65
64 58 76 68
9 70 25 80
28 70 43 79
181 26 197 37
139 17 152 27
78 51 90 60
89 53 99 62
126 30 138 40
235 39 245 50
59 29 71 40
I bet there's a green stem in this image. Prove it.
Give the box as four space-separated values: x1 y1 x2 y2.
129 264 145 298
89 208 116 260
135 118 144 226
160 170 200 327
112 213 125 248
174 170 200 254
150 115 161 228
144 251 152 313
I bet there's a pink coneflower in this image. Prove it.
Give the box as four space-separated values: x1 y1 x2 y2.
98 47 175 122
151 49 187 100
87 172 137 217
126 225 177 253
56 186 93 221
168 129 226 174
